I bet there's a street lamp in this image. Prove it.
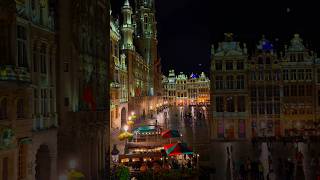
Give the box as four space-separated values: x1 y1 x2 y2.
124 125 129 132
111 144 120 164
69 160 77 170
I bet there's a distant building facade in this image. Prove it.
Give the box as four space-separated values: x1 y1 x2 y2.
210 33 320 140
163 70 210 106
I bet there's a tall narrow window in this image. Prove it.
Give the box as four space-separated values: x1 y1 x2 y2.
236 75 244 89
266 86 272 100
33 44 37 72
258 71 264 80
226 62 233 70
274 103 280 114
265 57 271 64
306 69 312 80
258 57 263 64
237 61 244 70
290 69 297 80
215 76 223 89
0 98 7 120
237 96 245 112
297 69 304 80
17 25 27 67
258 87 264 100
266 103 273 114
250 87 257 101
259 103 265 114
251 71 256 80
251 103 257 114
226 76 234 89
283 69 289 80
215 61 222 70
40 44 47 74
226 96 235 112
17 99 24 118
215 96 224 112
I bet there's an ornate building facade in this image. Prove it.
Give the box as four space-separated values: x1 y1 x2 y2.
57 0 109 179
110 16 128 130
1 0 57 179
163 70 210 106
119 0 161 118
210 33 250 139
210 33 320 140
249 36 281 137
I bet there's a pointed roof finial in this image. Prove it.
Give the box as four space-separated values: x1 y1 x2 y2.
224 33 233 41
124 0 130 7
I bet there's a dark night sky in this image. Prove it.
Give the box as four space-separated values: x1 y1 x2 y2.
111 1 320 76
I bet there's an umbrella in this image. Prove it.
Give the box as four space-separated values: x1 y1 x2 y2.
161 129 181 143
161 129 181 138
133 125 156 134
163 143 193 156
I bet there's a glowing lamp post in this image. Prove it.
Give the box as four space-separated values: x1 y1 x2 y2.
124 125 129 132
69 160 77 170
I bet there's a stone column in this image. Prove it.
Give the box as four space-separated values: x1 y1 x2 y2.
50 151 58 180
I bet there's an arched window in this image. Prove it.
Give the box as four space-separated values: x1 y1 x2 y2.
17 99 24 119
0 98 8 120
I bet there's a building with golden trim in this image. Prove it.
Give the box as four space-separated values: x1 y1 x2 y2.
163 70 210 107
210 33 320 140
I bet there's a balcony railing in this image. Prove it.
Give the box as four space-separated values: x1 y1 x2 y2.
0 66 31 83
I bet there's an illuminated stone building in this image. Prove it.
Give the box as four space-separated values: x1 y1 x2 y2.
210 33 250 139
1 1 57 179
57 0 109 179
162 70 210 106
249 36 281 137
281 34 316 136
176 72 188 106
163 70 177 105
120 0 160 118
187 72 210 106
110 16 128 130
210 33 320 139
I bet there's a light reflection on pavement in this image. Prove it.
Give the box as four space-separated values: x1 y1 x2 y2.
162 106 320 180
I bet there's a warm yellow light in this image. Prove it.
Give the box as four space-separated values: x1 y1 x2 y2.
123 125 129 132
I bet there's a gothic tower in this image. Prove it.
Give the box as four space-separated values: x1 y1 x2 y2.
121 0 134 50
134 0 158 96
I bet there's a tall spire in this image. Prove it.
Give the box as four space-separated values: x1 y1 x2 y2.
121 0 134 50
124 0 130 7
